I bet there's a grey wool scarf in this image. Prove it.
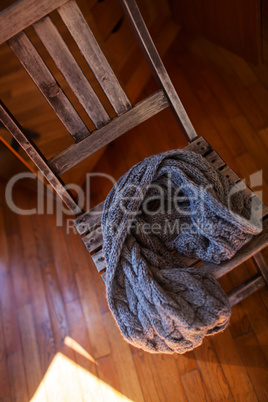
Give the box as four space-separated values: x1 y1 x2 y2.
101 149 261 354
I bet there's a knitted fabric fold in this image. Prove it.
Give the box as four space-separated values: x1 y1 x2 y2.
101 149 261 354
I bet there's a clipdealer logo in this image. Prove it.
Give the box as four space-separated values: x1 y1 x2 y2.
4 169 264 234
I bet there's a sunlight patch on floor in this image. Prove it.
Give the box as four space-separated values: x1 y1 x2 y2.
31 348 133 401
64 336 97 364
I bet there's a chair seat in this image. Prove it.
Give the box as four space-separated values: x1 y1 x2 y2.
73 137 268 306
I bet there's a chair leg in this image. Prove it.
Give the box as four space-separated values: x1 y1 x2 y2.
252 252 268 286
0 121 40 151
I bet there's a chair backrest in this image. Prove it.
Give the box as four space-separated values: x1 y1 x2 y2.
0 0 197 216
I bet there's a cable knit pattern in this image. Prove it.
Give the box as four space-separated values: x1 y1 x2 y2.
101 150 261 354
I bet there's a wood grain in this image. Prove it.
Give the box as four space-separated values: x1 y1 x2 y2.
0 207 9 274
8 31 90 142
119 0 198 142
173 350 198 375
227 274 265 306
0 0 68 45
132 351 166 401
58 0 131 116
96 354 122 401
241 292 268 362
0 101 81 214
64 299 102 401
102 311 144 401
34 15 111 130
193 338 232 401
74 200 104 236
234 331 268 401
151 354 187 401
17 304 46 400
253 252 268 284
0 300 11 399
75 269 111 359
50 227 79 303
0 272 28 401
49 89 169 174
21 241 56 374
8 234 29 307
212 328 258 401
7 351 28 402
180 369 210 401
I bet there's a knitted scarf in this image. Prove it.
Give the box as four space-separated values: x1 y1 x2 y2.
101 149 261 354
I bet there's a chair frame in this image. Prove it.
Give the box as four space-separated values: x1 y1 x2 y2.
0 0 267 306
0 0 197 215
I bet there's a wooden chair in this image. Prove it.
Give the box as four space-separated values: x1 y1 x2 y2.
0 0 267 307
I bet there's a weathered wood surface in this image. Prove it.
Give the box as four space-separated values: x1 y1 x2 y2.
92 249 106 273
82 230 103 254
119 0 198 143
185 136 212 154
8 31 89 142
227 274 265 307
205 149 225 169
74 201 105 235
0 101 81 214
58 0 131 116
252 252 268 285
49 89 170 174
33 15 111 130
220 166 240 183
0 0 68 45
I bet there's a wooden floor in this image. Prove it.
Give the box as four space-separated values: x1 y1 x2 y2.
1 6 268 402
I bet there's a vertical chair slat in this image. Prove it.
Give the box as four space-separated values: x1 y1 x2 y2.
33 15 111 129
58 0 131 116
48 90 170 175
118 0 198 143
8 31 89 142
0 101 81 215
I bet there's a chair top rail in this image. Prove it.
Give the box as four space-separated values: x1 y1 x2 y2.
58 0 132 116
8 31 90 142
0 0 68 45
33 15 111 129
119 0 198 143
